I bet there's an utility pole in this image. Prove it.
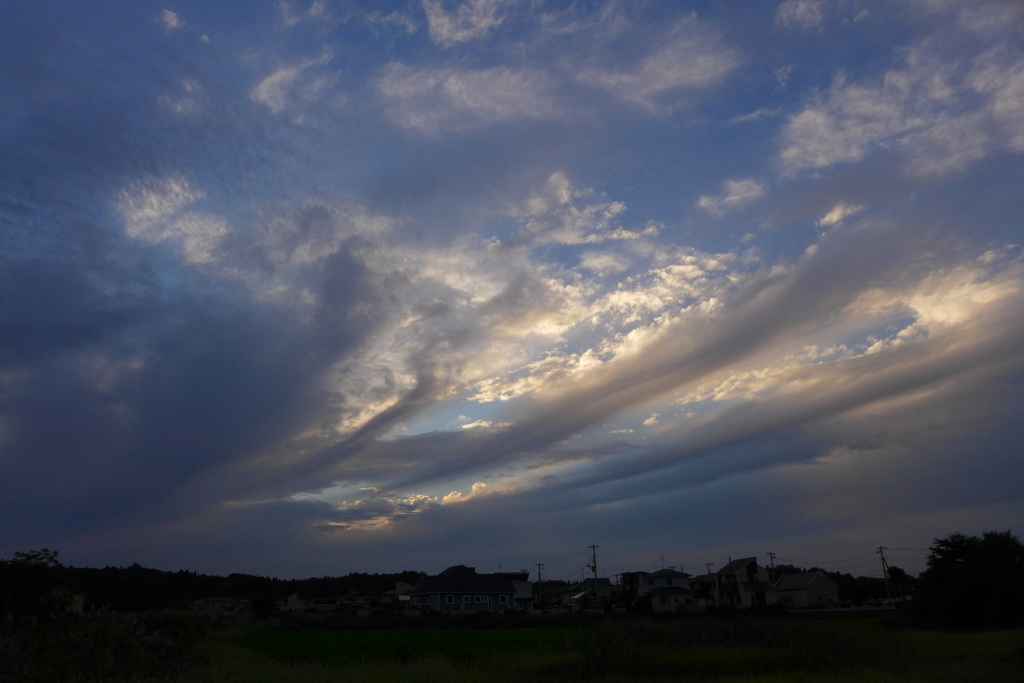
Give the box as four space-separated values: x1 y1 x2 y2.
877 547 891 601
765 552 777 584
535 563 544 604
705 562 715 574
660 555 664 569
587 545 599 580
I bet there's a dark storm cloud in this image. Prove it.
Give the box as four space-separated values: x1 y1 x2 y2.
0 235 383 539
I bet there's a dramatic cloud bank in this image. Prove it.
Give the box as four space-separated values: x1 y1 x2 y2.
2 0 1022 579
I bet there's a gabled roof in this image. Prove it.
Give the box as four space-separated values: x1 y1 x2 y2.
717 557 758 575
775 570 832 591
648 568 691 578
690 574 718 584
411 565 518 595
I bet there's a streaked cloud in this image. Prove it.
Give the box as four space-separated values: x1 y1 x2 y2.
775 0 825 31
697 179 766 216
251 51 335 115
817 202 863 226
421 0 514 47
377 64 561 134
576 15 742 110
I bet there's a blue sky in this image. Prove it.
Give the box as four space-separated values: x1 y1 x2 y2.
2 0 1023 580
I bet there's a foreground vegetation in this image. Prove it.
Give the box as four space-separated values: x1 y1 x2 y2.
184 615 1023 683
6 611 1020 683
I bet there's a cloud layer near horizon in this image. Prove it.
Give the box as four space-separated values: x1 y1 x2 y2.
2 0 1023 579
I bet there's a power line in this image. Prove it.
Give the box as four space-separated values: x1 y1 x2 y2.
775 553 877 566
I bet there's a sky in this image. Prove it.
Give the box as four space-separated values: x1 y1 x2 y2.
2 0 1023 581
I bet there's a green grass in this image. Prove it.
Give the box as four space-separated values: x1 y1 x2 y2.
4 613 1022 682
236 624 570 663
186 616 1024 682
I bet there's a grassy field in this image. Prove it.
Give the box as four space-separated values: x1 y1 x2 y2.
2 612 1021 682
177 615 1024 683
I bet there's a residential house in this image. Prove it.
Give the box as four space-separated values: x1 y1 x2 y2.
512 579 534 611
690 573 720 608
774 570 839 608
716 557 778 608
409 565 527 613
637 568 696 613
381 580 416 606
620 571 649 604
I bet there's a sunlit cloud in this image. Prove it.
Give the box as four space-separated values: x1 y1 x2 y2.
817 202 863 226
697 179 766 216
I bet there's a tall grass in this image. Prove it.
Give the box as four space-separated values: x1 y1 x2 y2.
0 612 206 683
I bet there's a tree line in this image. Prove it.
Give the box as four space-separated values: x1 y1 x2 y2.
3 529 1023 629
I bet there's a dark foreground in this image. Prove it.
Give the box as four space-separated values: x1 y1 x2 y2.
2 611 1022 682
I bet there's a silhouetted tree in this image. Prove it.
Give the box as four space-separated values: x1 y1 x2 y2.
0 548 69 629
917 530 1024 627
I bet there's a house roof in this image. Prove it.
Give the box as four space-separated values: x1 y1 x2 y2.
717 557 758 575
775 570 832 591
645 586 693 596
647 568 691 578
690 574 718 584
411 565 518 595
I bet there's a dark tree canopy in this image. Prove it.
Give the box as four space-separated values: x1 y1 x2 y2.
917 530 1024 627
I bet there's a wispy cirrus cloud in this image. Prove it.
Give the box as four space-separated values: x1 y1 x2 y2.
421 0 514 47
576 15 742 111
775 0 825 31
780 41 1024 176
377 63 561 134
697 178 766 216
251 51 335 115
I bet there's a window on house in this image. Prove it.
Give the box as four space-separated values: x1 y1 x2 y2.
659 597 668 605
446 595 454 604
666 578 673 586
463 595 470 603
474 595 481 603
645 579 654 586
500 595 507 604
